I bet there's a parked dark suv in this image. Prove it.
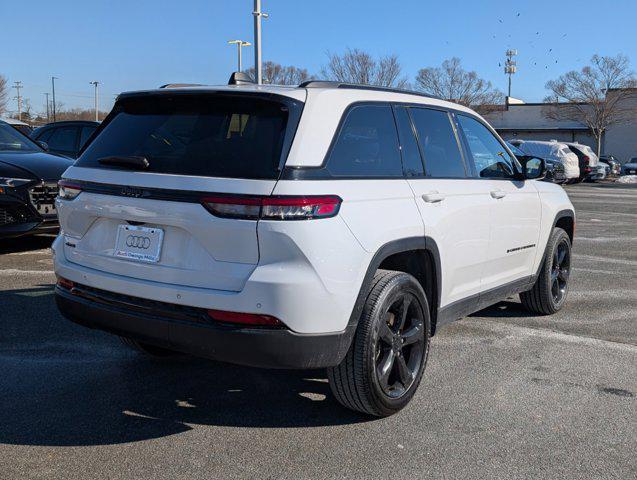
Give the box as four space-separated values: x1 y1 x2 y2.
31 121 99 159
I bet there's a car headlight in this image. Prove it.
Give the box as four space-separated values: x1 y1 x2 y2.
0 177 32 194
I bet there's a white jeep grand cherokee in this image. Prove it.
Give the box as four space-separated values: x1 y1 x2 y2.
53 79 575 416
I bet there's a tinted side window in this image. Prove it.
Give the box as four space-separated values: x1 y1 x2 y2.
36 129 54 143
46 126 79 152
458 115 515 179
79 126 97 148
326 105 402 177
394 106 424 177
409 108 466 178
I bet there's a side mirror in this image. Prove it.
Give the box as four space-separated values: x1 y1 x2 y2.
519 157 545 180
37 141 49 151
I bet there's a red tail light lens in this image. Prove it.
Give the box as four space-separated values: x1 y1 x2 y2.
58 180 82 200
56 276 75 290
201 195 342 220
206 309 284 327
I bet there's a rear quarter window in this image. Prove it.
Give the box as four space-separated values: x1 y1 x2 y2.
76 93 302 180
325 104 403 177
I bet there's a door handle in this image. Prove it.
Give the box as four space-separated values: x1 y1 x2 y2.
490 189 506 199
422 192 445 203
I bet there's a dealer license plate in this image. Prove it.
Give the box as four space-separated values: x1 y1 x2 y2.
113 225 164 263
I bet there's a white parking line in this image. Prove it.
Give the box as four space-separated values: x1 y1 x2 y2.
4 250 51 256
476 319 637 353
573 254 637 266
0 269 55 275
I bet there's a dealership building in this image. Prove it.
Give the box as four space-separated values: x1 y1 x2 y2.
483 88 637 163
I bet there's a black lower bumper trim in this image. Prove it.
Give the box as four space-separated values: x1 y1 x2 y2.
55 286 355 369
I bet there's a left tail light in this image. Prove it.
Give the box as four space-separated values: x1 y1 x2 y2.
58 180 82 200
201 195 342 221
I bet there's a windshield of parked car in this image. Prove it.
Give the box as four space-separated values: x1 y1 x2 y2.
76 93 302 180
0 122 40 152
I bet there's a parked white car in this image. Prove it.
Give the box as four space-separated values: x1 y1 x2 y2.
53 80 575 416
509 140 580 181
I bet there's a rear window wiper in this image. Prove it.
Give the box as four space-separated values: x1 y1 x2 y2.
98 156 150 170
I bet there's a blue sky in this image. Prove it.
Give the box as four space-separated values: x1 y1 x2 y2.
2 0 635 115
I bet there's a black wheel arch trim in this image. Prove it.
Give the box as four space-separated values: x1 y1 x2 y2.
534 208 575 278
346 236 442 333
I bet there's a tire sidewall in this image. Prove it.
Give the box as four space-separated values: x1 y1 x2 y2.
363 274 431 414
541 229 571 311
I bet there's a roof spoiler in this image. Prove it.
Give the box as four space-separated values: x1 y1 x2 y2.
228 72 255 86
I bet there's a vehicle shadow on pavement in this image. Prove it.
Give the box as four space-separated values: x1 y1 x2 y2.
470 299 538 318
0 234 55 255
0 285 371 447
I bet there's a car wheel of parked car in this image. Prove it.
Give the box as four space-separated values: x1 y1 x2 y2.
520 227 571 315
119 336 181 357
327 270 431 417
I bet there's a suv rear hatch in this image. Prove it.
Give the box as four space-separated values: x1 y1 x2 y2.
57 89 304 292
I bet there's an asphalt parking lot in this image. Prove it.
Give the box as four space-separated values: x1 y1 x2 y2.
0 182 635 479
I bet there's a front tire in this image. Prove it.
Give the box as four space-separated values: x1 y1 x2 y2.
327 270 431 417
520 227 571 315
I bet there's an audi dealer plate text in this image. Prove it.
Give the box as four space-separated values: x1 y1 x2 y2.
114 225 164 263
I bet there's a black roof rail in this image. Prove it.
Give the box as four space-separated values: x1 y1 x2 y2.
298 80 441 100
159 83 206 89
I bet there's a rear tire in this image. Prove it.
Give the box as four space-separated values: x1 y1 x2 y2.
119 336 180 357
327 270 431 417
520 227 571 315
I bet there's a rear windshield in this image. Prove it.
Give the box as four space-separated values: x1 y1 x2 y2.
76 93 301 179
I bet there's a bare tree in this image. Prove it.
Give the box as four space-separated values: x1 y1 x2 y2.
54 107 109 121
543 54 637 156
245 61 311 85
414 57 504 113
321 48 408 88
21 98 32 121
0 74 8 116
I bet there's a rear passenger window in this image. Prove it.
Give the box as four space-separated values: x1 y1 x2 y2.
326 105 402 177
409 108 466 178
46 126 79 152
79 126 97 148
458 115 515 179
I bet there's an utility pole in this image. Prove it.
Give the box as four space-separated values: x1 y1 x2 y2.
13 81 23 121
227 40 251 72
51 76 58 122
252 0 268 84
43 93 50 122
504 49 518 98
90 81 100 122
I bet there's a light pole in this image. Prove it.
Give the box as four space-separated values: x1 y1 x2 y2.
252 0 268 84
12 81 23 121
43 93 50 122
504 49 518 98
51 76 58 122
90 81 100 122
228 40 251 72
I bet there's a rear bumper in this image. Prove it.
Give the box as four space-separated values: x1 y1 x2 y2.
55 284 355 369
